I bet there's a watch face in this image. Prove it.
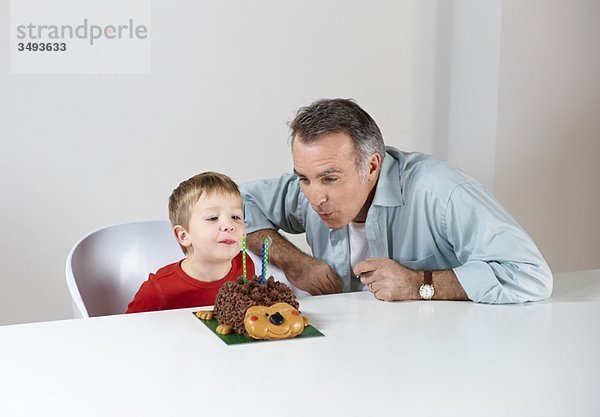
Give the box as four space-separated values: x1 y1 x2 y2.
419 284 434 300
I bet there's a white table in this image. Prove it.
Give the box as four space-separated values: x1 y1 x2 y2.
1 269 599 417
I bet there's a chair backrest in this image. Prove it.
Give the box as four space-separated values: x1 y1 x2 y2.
66 220 183 318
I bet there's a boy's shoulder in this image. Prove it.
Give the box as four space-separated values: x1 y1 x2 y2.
150 260 183 281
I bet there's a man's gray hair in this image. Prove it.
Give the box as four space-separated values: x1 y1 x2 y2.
289 98 386 174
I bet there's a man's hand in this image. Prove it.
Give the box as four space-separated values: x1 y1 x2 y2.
354 258 470 301
246 229 342 295
354 258 420 301
284 254 342 295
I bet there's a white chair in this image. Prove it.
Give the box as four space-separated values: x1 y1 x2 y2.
65 220 183 318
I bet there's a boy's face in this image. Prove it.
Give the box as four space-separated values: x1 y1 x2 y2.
178 192 245 264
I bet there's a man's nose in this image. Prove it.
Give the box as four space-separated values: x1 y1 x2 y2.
304 184 327 207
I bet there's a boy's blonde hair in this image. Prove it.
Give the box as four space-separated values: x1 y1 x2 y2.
169 171 242 234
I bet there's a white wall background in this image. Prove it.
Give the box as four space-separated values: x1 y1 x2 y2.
0 0 598 326
495 0 600 273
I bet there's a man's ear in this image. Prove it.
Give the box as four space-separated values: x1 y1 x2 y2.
367 153 382 178
174 225 191 249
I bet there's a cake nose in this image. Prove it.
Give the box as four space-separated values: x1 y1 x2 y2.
269 312 284 325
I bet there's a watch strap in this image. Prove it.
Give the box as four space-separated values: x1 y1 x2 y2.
424 270 433 286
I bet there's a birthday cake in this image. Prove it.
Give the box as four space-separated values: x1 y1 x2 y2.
196 274 309 340
196 237 310 340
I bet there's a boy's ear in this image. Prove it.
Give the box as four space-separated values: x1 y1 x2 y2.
174 225 192 249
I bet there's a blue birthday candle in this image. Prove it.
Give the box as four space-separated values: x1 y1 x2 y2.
261 236 271 284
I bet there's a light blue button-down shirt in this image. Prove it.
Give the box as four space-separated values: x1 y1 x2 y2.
241 147 552 303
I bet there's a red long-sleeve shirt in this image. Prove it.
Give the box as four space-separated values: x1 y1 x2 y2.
126 252 255 313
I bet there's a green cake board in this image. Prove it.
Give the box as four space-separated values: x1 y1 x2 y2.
193 313 324 345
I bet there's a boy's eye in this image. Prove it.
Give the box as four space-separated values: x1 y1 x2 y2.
232 215 242 221
206 216 218 221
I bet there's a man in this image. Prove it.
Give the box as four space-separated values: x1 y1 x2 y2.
241 99 552 303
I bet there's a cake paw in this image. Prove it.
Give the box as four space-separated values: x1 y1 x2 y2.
195 310 214 320
216 324 233 335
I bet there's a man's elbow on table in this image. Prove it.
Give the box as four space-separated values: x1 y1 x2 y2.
502 264 554 304
526 263 554 302
514 259 554 303
457 261 553 304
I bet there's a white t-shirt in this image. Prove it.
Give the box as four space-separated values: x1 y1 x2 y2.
349 221 369 271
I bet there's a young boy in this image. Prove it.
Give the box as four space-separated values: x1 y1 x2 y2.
126 172 255 313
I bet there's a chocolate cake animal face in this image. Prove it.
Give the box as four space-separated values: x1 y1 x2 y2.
244 302 309 340
210 276 301 336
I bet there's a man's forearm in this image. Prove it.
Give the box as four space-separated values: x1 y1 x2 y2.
247 229 342 294
430 269 469 301
392 268 469 301
245 229 306 273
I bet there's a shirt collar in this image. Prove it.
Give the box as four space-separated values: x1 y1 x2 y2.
371 147 404 207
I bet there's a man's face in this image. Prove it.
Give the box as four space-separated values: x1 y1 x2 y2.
292 132 380 229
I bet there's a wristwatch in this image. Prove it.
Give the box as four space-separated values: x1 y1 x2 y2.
419 271 435 300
